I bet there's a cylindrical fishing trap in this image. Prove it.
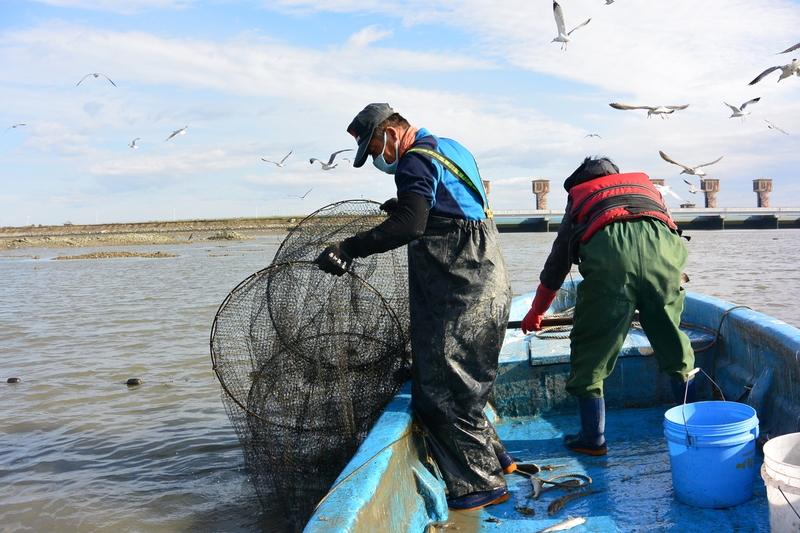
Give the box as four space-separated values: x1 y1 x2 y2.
210 200 411 532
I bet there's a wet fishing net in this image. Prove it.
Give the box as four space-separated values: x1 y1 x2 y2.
210 200 411 532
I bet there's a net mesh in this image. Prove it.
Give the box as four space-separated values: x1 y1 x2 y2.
210 200 411 531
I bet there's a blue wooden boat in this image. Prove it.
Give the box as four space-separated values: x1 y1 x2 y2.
303 281 800 532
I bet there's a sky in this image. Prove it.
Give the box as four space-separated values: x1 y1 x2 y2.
2 0 799 227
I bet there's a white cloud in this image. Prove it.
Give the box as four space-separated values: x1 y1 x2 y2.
2 0 800 226
346 25 393 47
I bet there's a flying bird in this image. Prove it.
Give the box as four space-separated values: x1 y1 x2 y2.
165 126 188 141
765 119 789 135
262 150 293 167
552 1 591 51
654 184 686 203
310 149 353 170
4 123 25 132
584 133 602 139
724 97 760 121
776 42 800 55
76 73 116 87
683 179 702 194
129 138 139 148
604 0 615 4
287 188 313 200
748 58 800 85
609 103 689 119
659 151 723 177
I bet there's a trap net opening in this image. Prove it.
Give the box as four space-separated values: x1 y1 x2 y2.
210 200 411 531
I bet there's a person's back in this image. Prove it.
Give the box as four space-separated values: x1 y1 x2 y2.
521 156 696 456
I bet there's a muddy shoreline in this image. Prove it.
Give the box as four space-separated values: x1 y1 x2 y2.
0 217 297 250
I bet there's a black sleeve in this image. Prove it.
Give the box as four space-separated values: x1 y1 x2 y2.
341 192 430 258
539 208 574 291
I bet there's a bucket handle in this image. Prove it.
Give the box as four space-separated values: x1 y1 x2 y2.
778 486 800 520
681 368 716 447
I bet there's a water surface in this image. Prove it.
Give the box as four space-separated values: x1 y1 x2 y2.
1 229 798 532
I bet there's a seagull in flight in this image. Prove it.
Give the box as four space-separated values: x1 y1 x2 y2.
584 133 602 139
310 149 353 170
4 123 25 133
129 138 139 148
748 58 800 85
654 184 686 203
287 188 313 200
776 42 800 55
609 103 689 119
552 1 591 51
765 119 789 135
76 73 116 87
262 150 293 167
683 179 702 195
724 97 760 121
659 151 723 177
165 126 188 142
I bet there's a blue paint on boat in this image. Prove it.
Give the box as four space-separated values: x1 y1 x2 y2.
305 281 800 532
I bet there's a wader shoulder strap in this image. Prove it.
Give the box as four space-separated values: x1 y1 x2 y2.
406 147 492 219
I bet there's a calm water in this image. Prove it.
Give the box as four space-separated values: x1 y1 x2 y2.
1 229 798 533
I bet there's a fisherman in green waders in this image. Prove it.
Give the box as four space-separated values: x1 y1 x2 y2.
521 156 696 456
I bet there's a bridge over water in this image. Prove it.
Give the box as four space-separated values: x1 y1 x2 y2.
493 207 800 232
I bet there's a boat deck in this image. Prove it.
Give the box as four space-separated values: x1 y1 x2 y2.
431 405 769 532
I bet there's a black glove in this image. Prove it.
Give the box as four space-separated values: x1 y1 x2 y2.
315 242 353 276
379 197 398 215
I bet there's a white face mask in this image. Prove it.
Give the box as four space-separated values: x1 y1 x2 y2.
372 132 399 175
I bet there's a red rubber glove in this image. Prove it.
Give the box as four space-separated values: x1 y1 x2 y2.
521 284 560 334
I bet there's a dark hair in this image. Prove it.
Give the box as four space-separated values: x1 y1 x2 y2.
563 156 620 191
372 113 410 141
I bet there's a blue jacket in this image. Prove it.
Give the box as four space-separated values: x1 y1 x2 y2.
396 128 487 221
342 128 489 259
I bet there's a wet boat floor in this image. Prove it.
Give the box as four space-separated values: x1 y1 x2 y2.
431 405 769 533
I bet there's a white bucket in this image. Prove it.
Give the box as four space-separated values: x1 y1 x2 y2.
761 433 800 532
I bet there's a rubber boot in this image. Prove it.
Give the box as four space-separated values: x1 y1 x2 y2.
563 397 607 456
671 379 696 405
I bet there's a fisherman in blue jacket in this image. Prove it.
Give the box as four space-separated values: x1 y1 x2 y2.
316 103 514 510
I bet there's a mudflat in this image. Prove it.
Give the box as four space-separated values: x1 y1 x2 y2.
0 217 297 250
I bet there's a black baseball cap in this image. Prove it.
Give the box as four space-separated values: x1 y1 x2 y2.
346 103 394 168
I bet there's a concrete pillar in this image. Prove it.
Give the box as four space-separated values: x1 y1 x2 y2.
650 178 665 187
532 179 550 210
753 178 772 208
701 178 720 208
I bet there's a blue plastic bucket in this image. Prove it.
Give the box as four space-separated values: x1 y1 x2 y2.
663 401 759 508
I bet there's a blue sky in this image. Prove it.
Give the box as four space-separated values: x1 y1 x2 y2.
2 0 799 226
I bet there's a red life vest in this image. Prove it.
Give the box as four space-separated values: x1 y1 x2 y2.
568 172 677 244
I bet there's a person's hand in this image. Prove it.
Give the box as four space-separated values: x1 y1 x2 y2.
379 197 398 215
521 284 560 334
315 243 353 276
521 307 546 333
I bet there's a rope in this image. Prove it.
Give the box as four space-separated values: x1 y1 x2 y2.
710 305 754 398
